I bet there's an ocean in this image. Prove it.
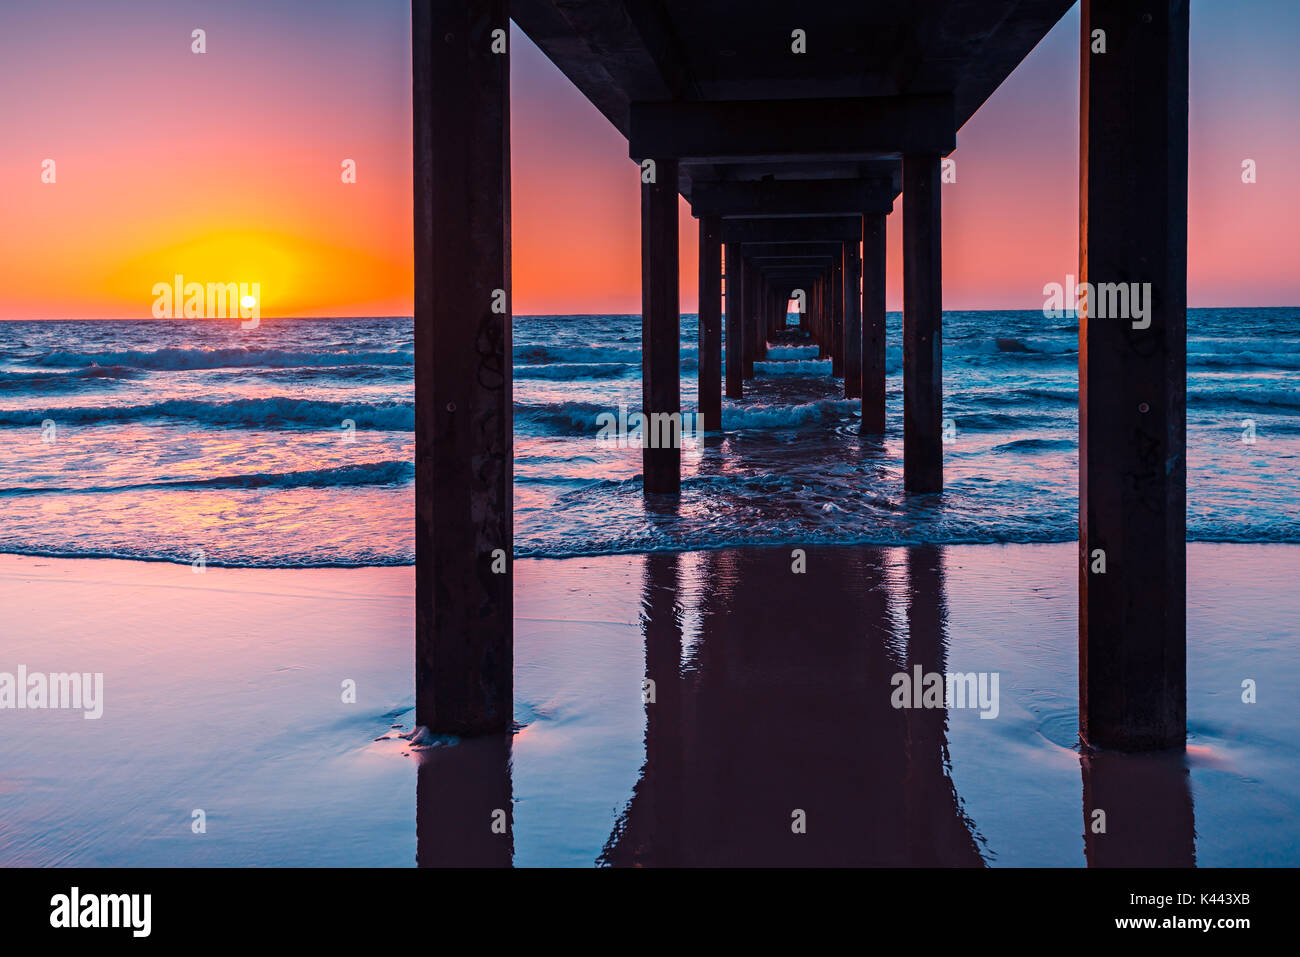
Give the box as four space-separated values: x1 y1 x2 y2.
0 308 1296 567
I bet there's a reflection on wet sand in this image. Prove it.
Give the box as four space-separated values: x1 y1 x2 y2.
600 545 983 866
416 734 513 867
1081 747 1196 867
415 546 1197 866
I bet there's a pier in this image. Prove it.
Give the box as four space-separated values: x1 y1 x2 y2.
413 0 1189 752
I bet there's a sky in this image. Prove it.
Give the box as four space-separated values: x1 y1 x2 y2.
0 0 1297 319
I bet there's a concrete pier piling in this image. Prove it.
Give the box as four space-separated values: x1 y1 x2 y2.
697 215 722 433
413 0 512 735
811 282 821 361
748 259 766 363
862 212 887 434
844 241 862 399
724 241 743 400
748 261 759 382
640 155 681 494
1078 0 1189 752
902 153 943 494
830 250 845 379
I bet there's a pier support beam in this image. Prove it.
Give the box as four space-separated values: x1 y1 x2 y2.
830 252 845 379
816 278 826 356
820 278 828 358
744 259 760 374
862 212 887 433
1078 0 1188 751
810 281 819 351
724 242 743 399
642 156 681 495
903 153 943 493
698 215 722 432
815 280 826 357
844 241 862 399
413 0 512 735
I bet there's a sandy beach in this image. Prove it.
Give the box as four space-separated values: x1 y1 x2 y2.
1 542 1296 867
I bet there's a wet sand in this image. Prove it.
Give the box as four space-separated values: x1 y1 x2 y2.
0 543 1296 866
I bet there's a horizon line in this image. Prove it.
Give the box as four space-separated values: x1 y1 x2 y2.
1 304 1296 322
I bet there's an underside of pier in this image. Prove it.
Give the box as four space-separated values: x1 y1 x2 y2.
414 0 1189 756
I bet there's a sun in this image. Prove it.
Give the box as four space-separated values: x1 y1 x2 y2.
240 295 257 310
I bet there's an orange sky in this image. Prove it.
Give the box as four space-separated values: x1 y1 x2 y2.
1 0 1296 319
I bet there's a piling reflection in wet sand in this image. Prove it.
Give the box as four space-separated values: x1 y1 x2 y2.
1081 747 1196 868
416 733 513 867
601 545 983 866
414 544 1199 866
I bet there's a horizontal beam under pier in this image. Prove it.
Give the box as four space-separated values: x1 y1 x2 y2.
630 96 955 160
721 216 865 245
741 242 845 259
690 179 897 218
